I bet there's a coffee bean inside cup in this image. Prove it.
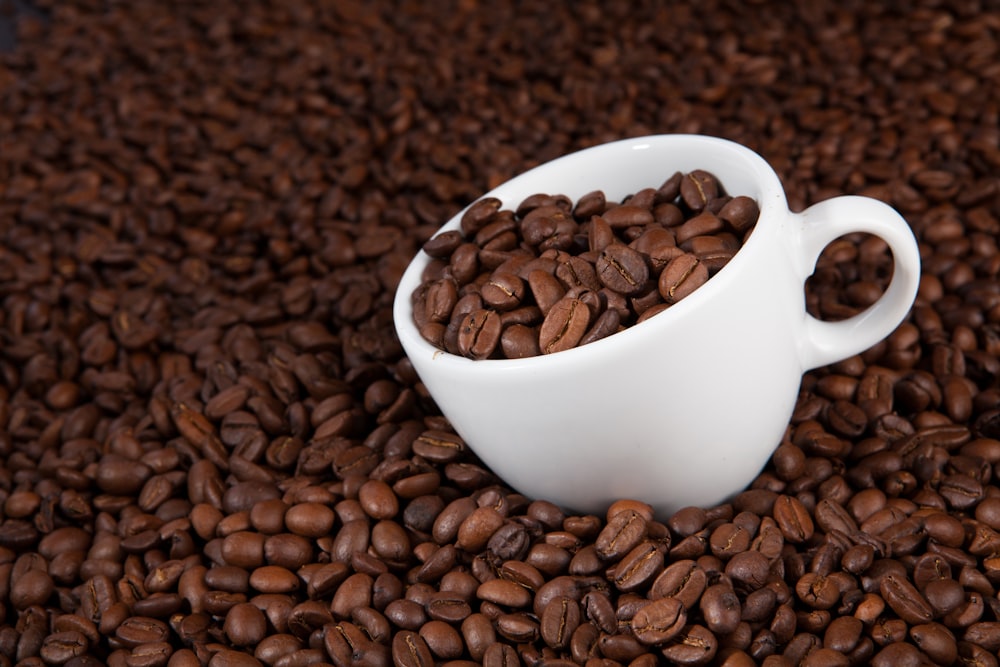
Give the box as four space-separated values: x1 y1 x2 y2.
412 172 760 358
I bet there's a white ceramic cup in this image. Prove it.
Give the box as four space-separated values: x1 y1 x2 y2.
393 134 921 518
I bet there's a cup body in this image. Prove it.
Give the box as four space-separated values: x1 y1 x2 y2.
393 135 918 517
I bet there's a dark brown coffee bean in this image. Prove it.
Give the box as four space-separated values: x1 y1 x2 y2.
795 573 841 610
114 617 169 648
718 196 760 234
435 615 486 663
482 642 520 667
773 495 815 543
456 309 502 359
10 568 54 609
538 595 581 649
700 584 742 636
477 578 532 608
596 244 649 295
880 573 933 625
649 560 707 610
494 611 538 643
680 171 721 211
422 230 463 259
632 596 686 645
221 532 266 569
538 297 591 354
961 621 1000 652
709 522 751 559
675 211 725 246
479 273 524 313
601 204 655 229
658 253 708 304
412 430 465 465
909 622 957 665
611 540 664 592
425 592 471 624
455 506 505 552
276 502 333 538
596 509 648 561
524 268 565 316
40 631 89 664
326 571 372 620
571 190 606 221
223 603 268 647
414 620 461 660
661 624 718 665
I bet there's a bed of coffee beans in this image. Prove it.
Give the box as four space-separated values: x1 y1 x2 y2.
411 174 759 359
1 1 999 666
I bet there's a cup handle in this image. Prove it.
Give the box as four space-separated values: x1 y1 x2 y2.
792 195 921 370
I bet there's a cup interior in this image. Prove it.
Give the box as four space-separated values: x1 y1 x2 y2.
393 134 788 368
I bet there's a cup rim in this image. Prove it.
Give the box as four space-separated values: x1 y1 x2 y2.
393 133 789 370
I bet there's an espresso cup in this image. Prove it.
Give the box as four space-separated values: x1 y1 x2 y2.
393 134 921 517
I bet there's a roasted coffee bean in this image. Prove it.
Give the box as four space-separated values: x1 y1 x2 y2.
596 509 648 561
114 617 169 648
457 309 502 360
649 560 708 609
909 622 958 665
675 211 725 246
426 592 472 623
596 244 650 295
477 578 532 608
539 595 581 649
658 253 709 305
392 630 434 667
661 624 719 665
880 574 933 625
611 541 664 592
718 197 760 234
39 631 89 664
538 297 591 355
701 584 742 635
482 642 520 667
632 596 686 645
709 522 751 559
680 171 721 211
224 603 268 647
773 495 815 543
481 273 526 312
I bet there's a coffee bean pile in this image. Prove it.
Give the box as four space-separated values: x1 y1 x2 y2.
1 1 999 666
411 174 759 359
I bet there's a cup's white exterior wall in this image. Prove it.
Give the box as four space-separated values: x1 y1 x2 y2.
393 135 921 518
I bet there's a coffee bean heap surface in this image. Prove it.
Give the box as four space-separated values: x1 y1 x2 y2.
412 175 759 359
2 1 1000 666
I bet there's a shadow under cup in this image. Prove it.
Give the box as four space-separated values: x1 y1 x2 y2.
393 135 882 517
